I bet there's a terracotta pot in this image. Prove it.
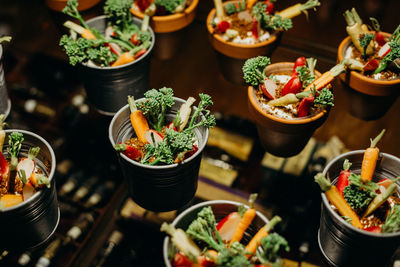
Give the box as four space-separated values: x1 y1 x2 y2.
131 0 199 60
248 62 329 157
206 1 281 84
337 35 400 121
45 0 101 12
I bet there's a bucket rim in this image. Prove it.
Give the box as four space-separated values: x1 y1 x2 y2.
162 199 270 266
108 96 210 170
1 129 56 212
321 150 400 238
79 15 155 70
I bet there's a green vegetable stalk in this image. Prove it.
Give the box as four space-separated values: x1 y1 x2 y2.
7 132 24 193
382 205 400 233
256 233 290 265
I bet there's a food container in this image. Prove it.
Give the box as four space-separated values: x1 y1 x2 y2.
206 0 281 84
337 35 400 121
0 129 59 251
162 199 270 266
45 0 101 12
318 150 400 267
78 15 155 115
130 0 199 60
109 97 209 212
247 62 329 157
0 45 11 118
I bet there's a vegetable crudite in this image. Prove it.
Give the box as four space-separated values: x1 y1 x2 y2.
59 0 155 114
109 88 215 211
206 0 320 84
317 145 400 267
337 8 400 120
245 56 339 157
130 0 199 59
0 129 58 251
162 199 289 267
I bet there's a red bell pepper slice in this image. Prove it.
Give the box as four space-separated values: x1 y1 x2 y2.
0 153 9 182
281 76 302 96
297 96 315 117
363 59 379 72
173 253 192 267
337 159 352 196
292 57 307 76
375 32 386 46
215 21 230 34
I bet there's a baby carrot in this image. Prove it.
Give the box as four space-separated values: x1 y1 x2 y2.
245 216 282 257
315 173 363 229
361 129 385 182
111 52 135 67
128 96 149 143
304 62 346 91
229 193 258 246
247 0 258 9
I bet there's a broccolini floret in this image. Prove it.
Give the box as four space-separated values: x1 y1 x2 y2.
154 0 186 14
62 0 89 29
187 94 216 130
186 206 224 251
256 233 290 265
216 243 252 267
242 56 271 86
141 141 174 165
252 3 292 31
138 87 175 132
314 88 334 107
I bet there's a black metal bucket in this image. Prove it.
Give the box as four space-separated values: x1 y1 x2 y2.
162 200 270 266
0 129 59 252
0 45 11 118
318 150 400 267
109 97 209 212
78 15 155 115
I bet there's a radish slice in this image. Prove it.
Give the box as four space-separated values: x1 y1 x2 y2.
217 212 242 242
105 26 114 39
145 129 164 145
17 158 35 181
378 42 391 58
168 122 177 131
262 79 277 99
107 43 122 56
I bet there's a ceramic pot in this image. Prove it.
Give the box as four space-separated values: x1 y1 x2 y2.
318 150 400 267
163 200 270 266
337 35 400 121
0 130 59 251
45 0 101 12
248 62 328 157
109 97 209 212
130 0 199 60
0 45 11 118
206 1 281 84
77 16 155 115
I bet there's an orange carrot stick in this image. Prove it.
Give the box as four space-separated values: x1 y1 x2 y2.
361 129 385 182
315 173 363 228
304 62 346 91
229 193 258 246
128 95 149 143
247 0 258 9
245 215 282 257
112 52 135 67
81 28 96 40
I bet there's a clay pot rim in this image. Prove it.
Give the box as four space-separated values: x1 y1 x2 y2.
248 62 328 125
206 0 279 49
130 0 199 22
337 35 400 86
1 129 56 212
321 150 400 238
109 97 209 170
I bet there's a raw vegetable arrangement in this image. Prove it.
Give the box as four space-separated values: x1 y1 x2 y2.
315 130 400 234
0 124 50 210
162 195 289 267
132 0 190 16
342 8 400 80
114 88 216 165
59 0 152 67
210 0 320 44
243 56 341 119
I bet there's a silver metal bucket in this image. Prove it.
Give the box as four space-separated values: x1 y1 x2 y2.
318 150 400 267
79 16 155 115
0 129 59 251
0 45 11 118
162 200 270 266
109 97 209 212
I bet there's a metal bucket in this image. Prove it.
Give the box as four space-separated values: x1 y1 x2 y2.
109 97 209 212
0 129 59 251
318 150 400 267
0 45 11 118
78 16 155 115
162 200 270 266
